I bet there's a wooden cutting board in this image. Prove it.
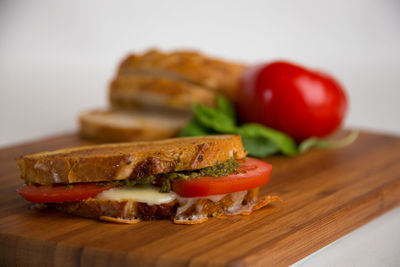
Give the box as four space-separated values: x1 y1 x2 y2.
0 131 399 266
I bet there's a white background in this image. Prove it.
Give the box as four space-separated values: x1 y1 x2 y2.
1 0 399 147
1 1 399 266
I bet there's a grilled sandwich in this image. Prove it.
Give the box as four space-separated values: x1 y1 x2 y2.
16 135 279 224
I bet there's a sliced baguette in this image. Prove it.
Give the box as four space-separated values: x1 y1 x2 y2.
16 135 246 185
117 49 246 100
78 108 191 143
109 75 217 111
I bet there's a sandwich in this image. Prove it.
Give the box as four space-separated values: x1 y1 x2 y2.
16 135 279 224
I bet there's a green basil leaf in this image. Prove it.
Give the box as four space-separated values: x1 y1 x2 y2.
216 95 236 122
193 104 237 133
241 136 279 158
238 123 298 156
179 119 215 137
299 131 359 153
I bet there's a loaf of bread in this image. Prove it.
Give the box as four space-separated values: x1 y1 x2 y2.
78 108 192 142
109 75 217 111
78 49 245 143
117 49 246 100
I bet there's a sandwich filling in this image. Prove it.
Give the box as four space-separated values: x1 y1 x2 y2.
97 158 239 193
96 185 177 205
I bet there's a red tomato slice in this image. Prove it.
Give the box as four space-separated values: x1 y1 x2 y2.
17 183 115 203
172 157 272 197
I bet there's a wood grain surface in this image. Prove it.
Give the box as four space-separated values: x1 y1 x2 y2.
0 131 399 267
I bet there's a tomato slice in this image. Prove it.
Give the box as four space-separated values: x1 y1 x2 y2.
17 158 272 201
172 157 272 197
17 183 115 203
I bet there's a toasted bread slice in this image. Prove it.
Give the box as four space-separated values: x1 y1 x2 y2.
117 49 246 100
50 188 280 224
78 108 191 143
16 135 246 185
109 75 217 111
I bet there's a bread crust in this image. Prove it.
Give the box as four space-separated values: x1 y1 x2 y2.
109 75 217 111
49 188 280 224
78 108 192 142
16 135 246 185
117 49 246 100
52 198 177 220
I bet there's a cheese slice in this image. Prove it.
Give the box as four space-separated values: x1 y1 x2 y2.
96 185 177 205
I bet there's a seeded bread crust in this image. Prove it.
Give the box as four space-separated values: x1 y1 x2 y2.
117 49 246 100
109 75 217 111
78 108 192 143
16 135 246 185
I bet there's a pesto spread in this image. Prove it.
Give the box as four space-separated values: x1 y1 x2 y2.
101 159 239 193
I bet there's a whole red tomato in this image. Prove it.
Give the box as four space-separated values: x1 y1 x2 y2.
236 61 348 142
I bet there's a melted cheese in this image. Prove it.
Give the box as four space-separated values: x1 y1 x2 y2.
175 190 251 221
96 185 177 205
96 185 256 222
